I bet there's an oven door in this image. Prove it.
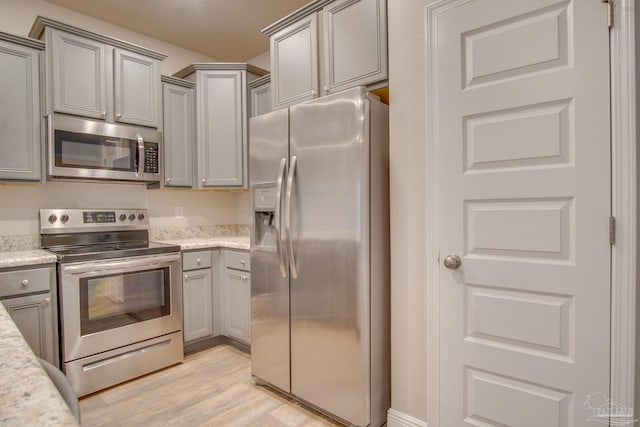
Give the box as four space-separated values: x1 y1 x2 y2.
59 253 182 362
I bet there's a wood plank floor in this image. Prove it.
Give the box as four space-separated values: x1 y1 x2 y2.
79 345 344 427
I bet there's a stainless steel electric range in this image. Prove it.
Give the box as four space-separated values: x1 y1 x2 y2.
40 208 183 396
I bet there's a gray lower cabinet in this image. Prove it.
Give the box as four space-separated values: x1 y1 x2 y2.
30 17 165 128
0 33 44 181
0 265 58 367
173 63 268 189
265 0 387 109
248 74 272 118
223 250 251 345
161 76 195 188
182 251 213 343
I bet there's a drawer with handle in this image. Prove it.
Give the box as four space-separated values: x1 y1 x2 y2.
182 251 212 271
225 250 250 271
0 267 51 298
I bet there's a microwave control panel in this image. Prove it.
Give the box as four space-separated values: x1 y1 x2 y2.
144 143 159 174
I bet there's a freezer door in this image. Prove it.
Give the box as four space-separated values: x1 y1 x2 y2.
249 109 291 393
288 87 371 426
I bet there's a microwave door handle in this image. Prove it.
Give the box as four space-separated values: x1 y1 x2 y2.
136 135 144 177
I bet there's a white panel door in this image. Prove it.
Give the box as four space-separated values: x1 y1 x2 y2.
429 1 611 425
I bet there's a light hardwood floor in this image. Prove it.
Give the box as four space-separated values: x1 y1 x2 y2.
79 345 344 427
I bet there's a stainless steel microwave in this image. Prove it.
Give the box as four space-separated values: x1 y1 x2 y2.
47 114 161 183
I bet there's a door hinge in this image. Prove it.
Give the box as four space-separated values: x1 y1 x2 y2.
602 0 613 29
609 216 616 244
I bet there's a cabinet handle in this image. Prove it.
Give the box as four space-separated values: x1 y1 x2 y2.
166 179 171 184
196 258 201 265
44 297 51 305
311 90 317 97
116 113 122 119
184 274 189 280
241 275 249 281
201 179 206 184
240 259 246 266
21 279 29 289
323 86 330 94
101 111 106 117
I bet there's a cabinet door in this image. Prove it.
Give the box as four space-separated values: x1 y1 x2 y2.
224 269 251 344
322 0 387 94
49 29 107 119
2 292 57 366
0 40 41 181
114 48 161 128
162 83 194 187
196 70 246 188
270 13 319 110
183 268 213 342
249 81 271 118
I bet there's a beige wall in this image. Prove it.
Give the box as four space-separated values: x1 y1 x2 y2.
388 0 433 422
247 50 270 71
0 0 250 236
0 0 217 74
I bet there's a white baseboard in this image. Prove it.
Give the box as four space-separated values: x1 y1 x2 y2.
386 408 428 427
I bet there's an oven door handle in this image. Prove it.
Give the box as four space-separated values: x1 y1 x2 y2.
62 253 180 276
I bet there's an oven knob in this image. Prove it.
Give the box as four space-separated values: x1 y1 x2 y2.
138 213 145 221
119 214 127 221
60 214 69 224
128 214 136 221
48 214 57 224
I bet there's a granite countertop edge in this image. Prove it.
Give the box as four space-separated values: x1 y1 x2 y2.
0 250 57 269
0 237 250 269
153 236 250 251
0 302 79 426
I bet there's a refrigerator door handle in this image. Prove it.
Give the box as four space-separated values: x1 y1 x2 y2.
285 155 298 279
275 157 288 278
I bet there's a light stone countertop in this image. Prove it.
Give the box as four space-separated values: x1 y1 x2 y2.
0 250 57 269
154 235 250 251
0 303 79 426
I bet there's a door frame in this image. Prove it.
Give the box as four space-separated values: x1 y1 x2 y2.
424 0 637 425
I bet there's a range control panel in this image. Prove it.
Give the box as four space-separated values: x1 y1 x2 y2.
40 209 149 233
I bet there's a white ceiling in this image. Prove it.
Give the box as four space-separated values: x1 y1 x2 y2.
44 0 310 61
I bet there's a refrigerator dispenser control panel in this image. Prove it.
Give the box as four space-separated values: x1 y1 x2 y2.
254 186 277 210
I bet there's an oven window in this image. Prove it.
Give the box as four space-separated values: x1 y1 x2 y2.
55 130 137 171
79 267 170 336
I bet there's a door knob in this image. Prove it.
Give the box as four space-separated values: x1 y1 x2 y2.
443 254 462 270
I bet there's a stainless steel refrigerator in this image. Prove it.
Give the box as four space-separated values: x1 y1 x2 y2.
249 87 389 427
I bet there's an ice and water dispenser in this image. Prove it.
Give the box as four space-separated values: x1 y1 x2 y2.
253 185 278 248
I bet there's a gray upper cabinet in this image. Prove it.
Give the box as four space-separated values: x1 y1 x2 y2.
197 69 245 188
321 0 387 94
264 0 387 109
114 48 161 127
173 63 268 189
248 74 271 118
30 17 165 128
49 29 106 120
270 13 319 110
161 76 194 188
0 33 43 181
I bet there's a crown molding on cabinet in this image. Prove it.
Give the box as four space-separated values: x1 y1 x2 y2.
247 74 270 89
161 75 195 89
172 62 269 79
0 31 44 50
28 16 167 60
261 0 334 36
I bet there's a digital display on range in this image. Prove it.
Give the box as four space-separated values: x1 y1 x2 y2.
83 211 116 223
